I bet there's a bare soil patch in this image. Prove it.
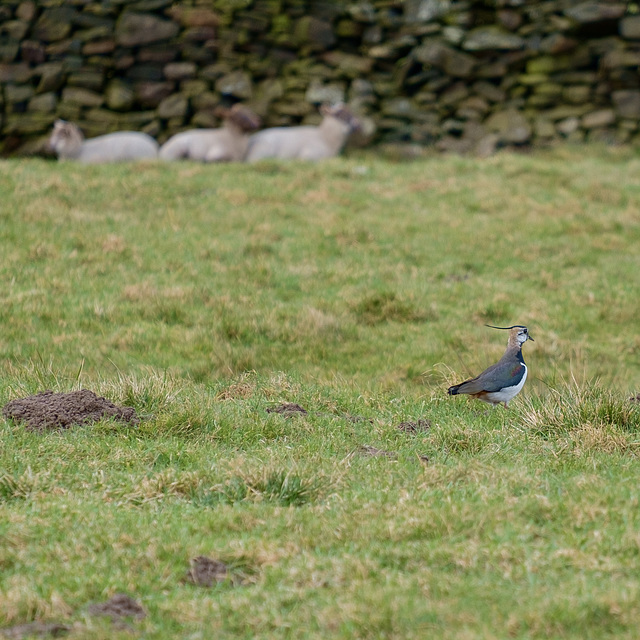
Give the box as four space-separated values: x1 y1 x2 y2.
344 413 373 424
396 419 431 433
184 556 229 587
357 445 397 458
266 403 308 416
2 390 139 432
183 556 254 587
88 594 146 623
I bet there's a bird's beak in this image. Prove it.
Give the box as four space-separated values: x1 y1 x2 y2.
529 335 534 342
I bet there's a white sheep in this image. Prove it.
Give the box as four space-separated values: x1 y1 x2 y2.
244 103 361 162
159 104 261 162
48 120 159 163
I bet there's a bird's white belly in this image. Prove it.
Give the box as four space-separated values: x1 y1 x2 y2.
484 364 528 405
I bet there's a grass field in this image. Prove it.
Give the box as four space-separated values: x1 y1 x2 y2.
1 147 640 639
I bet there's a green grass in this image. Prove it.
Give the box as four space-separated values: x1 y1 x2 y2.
1 147 640 638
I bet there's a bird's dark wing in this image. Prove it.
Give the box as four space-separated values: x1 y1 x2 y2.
450 361 525 394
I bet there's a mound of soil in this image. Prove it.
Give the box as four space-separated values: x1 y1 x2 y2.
2 389 139 432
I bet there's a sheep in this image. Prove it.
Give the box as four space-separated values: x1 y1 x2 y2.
244 103 361 162
159 104 261 162
48 120 159 164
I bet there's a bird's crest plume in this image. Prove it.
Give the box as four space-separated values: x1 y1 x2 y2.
485 324 528 330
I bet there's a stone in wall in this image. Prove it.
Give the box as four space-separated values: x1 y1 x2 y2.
115 13 180 47
612 90 640 119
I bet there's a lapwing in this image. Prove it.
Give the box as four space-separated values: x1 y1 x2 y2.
447 325 533 408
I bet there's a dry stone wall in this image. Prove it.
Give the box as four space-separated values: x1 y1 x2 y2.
0 0 639 156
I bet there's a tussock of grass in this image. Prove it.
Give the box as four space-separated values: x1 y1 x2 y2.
0 579 72 627
108 470 207 506
522 379 640 437
0 470 48 502
1 358 82 401
202 469 330 507
214 371 260 401
418 459 499 491
105 370 186 415
140 404 217 438
107 468 330 508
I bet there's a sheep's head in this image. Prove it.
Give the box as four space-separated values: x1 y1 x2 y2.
216 104 261 132
320 103 361 132
48 120 84 156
